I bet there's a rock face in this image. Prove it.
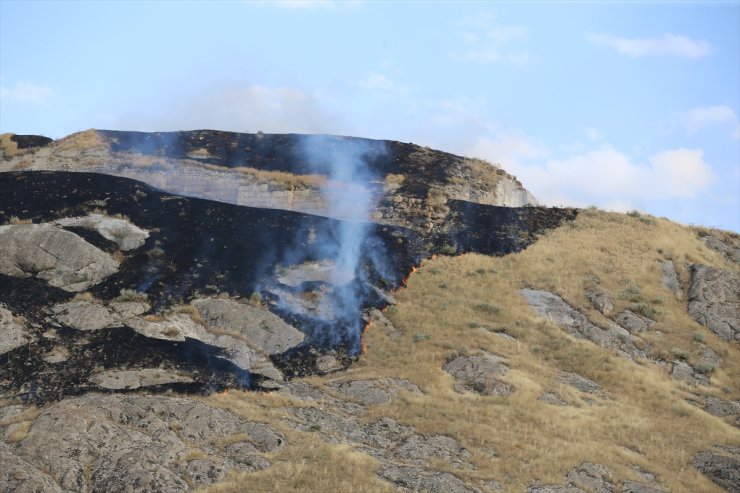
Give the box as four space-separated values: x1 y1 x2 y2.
616 310 655 334
688 264 739 342
521 289 646 359
0 223 119 291
585 278 614 315
0 394 285 492
443 352 514 396
692 446 740 492
700 230 740 264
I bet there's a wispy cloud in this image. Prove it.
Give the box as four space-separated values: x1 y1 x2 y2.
680 105 739 140
454 15 530 64
0 79 54 104
587 33 712 59
357 73 405 95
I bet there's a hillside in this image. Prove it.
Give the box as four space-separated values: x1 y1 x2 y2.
0 131 738 493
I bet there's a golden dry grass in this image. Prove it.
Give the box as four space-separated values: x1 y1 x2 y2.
0 133 19 157
205 209 737 492
54 129 105 151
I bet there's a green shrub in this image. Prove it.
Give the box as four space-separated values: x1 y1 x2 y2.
413 333 430 342
631 302 657 319
115 288 148 302
692 332 705 343
619 286 642 303
474 303 501 316
693 363 715 374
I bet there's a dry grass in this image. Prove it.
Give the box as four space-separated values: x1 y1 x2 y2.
54 129 105 151
204 209 736 492
173 304 206 326
0 133 19 157
7 216 33 225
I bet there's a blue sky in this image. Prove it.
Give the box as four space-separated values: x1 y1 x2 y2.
1 1 738 231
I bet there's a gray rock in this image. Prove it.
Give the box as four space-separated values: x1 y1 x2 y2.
616 310 654 334
701 231 740 264
328 378 422 406
55 213 149 251
364 308 400 337
316 355 341 373
0 445 62 493
51 301 124 331
539 391 568 406
444 352 514 396
697 345 723 370
0 223 119 291
566 462 613 493
622 481 668 493
529 485 585 493
278 381 366 415
521 289 646 359
693 446 740 492
586 282 614 315
287 406 364 443
193 298 305 354
88 368 194 389
394 434 471 468
7 393 283 492
688 265 739 342
559 371 602 394
0 305 32 355
671 360 710 386
362 417 415 449
660 260 682 295
378 464 481 493
692 395 740 421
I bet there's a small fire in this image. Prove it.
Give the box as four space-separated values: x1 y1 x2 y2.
360 320 372 353
220 389 230 396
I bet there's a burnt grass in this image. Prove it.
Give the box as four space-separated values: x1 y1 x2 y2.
0 171 575 402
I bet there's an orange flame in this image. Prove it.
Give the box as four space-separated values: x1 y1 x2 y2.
360 320 372 353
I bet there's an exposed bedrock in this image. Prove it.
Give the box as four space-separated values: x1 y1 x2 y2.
688 264 739 342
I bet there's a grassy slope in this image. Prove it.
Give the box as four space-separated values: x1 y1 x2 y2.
202 209 739 492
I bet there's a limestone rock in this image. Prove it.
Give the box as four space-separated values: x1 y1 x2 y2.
559 371 602 394
616 310 655 334
660 260 682 295
688 264 739 342
566 462 613 493
7 393 284 492
88 368 194 390
701 230 740 264
0 223 119 291
0 305 32 355
586 282 614 315
0 445 62 493
443 352 513 396
55 213 149 251
671 360 709 386
621 481 668 493
692 446 740 492
521 289 646 359
539 392 568 406
192 298 305 355
51 301 126 331
327 378 422 406
378 464 481 493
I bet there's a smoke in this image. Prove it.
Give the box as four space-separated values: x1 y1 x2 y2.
268 135 389 352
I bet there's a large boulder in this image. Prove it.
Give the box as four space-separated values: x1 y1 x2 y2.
443 352 514 396
687 265 739 342
0 223 119 291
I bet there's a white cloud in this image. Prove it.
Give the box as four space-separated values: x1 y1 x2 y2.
468 134 714 208
357 73 405 94
118 83 344 135
681 105 739 140
454 16 530 64
588 33 712 59
0 80 54 104
585 127 601 141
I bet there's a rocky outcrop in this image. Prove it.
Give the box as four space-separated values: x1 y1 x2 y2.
327 378 422 406
616 310 655 334
192 298 305 355
687 265 739 342
88 368 194 390
700 230 740 264
0 223 119 291
660 260 682 295
558 371 603 394
671 360 710 386
0 305 32 355
521 289 646 359
585 277 614 315
443 352 514 396
55 213 149 251
692 446 740 492
378 464 481 493
0 394 285 492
